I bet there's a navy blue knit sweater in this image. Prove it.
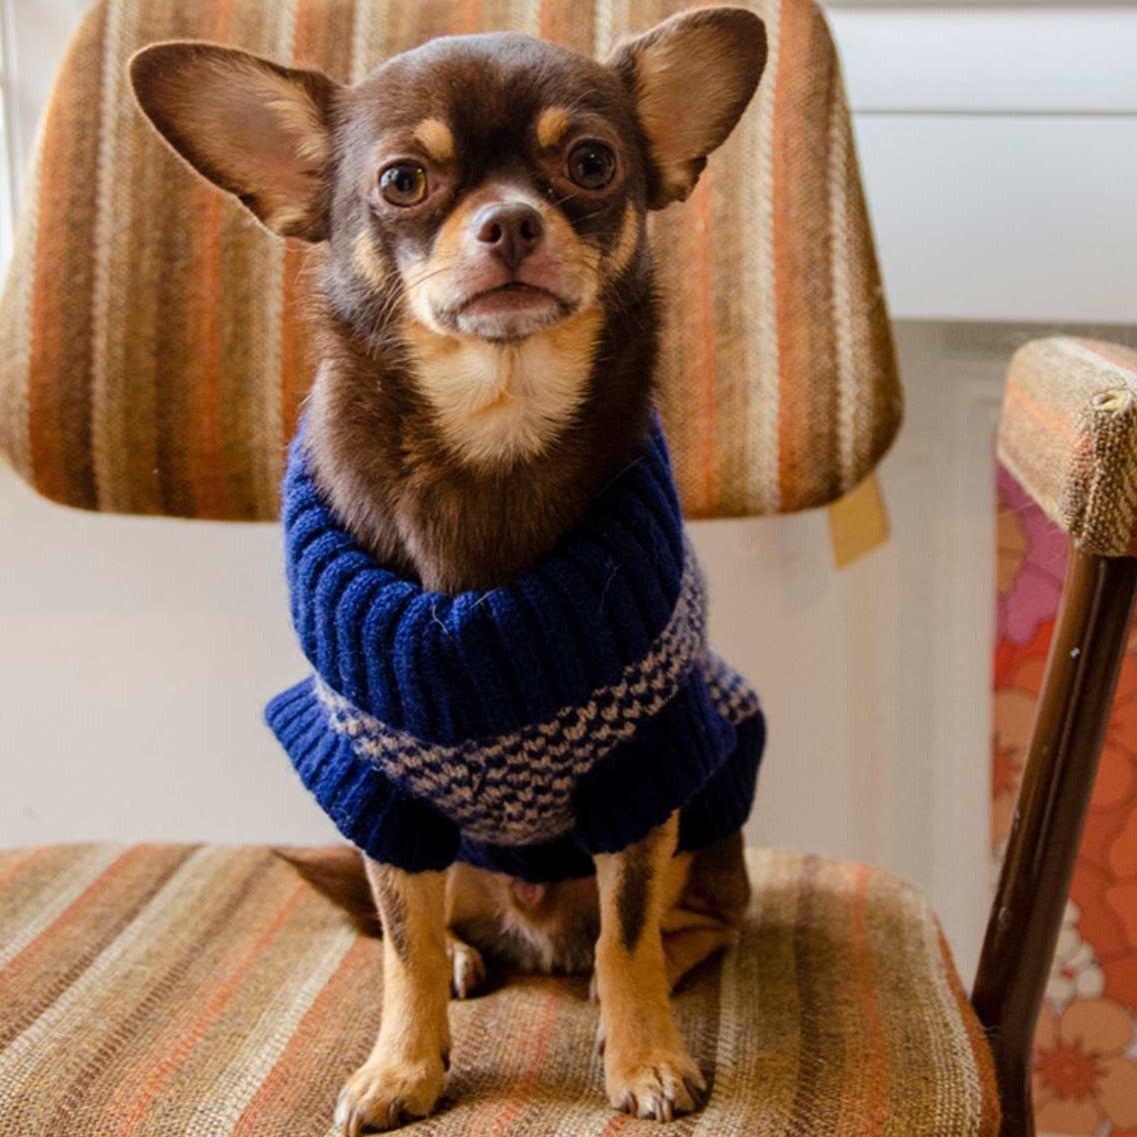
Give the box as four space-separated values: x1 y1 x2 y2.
266 423 765 882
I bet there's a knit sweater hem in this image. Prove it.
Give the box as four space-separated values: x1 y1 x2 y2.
266 675 764 882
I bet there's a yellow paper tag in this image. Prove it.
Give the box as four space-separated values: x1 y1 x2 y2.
827 474 890 569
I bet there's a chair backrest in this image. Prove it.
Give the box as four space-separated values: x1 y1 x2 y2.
0 0 901 522
999 337 1137 557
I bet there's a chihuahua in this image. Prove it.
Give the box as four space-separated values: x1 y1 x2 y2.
131 8 765 1131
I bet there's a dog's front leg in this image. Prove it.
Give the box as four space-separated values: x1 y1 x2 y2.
335 860 450 1135
593 812 707 1120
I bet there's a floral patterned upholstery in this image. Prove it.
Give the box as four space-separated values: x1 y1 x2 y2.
996 465 1137 1135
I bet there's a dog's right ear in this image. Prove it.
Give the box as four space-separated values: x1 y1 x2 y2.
129 42 339 242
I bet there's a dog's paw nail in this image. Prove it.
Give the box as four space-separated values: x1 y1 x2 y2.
684 1073 707 1108
450 941 487 999
333 1099 354 1135
335 1104 364 1137
607 1051 705 1120
336 1101 365 1137
335 1058 444 1132
588 972 599 1003
594 1024 606 1057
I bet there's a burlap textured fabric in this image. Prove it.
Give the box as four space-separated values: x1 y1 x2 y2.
0 843 998 1135
999 337 1137 558
0 0 901 522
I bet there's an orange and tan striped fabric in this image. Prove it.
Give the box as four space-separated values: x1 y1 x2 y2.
0 843 997 1135
0 0 901 523
999 337 1137 558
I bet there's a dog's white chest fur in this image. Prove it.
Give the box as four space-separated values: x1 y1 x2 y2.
407 308 602 467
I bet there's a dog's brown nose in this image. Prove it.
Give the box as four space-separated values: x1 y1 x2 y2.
474 203 545 270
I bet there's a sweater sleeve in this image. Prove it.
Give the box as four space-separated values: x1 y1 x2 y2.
340 766 462 873
570 676 737 856
266 678 460 873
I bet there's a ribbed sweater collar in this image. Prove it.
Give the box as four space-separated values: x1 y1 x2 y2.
282 423 699 749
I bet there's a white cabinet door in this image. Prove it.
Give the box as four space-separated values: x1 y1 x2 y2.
827 3 1137 322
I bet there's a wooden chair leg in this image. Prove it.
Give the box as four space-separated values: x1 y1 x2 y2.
972 548 1137 1137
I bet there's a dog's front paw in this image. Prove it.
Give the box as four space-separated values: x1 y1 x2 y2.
448 938 486 999
334 1057 445 1135
605 1046 707 1122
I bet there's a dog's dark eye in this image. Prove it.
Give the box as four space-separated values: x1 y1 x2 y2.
379 163 429 206
567 141 616 190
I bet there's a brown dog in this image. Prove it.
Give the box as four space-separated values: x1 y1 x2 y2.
131 10 765 1131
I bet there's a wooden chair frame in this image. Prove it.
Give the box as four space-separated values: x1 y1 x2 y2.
973 549 1137 1137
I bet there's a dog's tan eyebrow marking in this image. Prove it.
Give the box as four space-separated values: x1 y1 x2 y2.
412 117 454 162
353 231 390 290
536 106 572 150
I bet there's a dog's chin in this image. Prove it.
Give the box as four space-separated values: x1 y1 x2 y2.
449 285 575 344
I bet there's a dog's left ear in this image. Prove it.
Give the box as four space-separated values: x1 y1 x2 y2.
609 7 766 208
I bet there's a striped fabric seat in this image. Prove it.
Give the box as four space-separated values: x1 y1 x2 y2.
0 844 999 1136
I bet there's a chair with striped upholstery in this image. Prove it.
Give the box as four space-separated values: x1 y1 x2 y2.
1 2 1133 1135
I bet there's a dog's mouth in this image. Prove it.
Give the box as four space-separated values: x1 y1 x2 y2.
445 282 576 342
462 281 563 309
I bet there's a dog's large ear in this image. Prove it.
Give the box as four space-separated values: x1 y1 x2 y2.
609 7 766 208
129 42 339 241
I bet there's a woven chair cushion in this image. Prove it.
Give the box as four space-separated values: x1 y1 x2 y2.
0 0 901 523
999 337 1137 557
0 843 998 1136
